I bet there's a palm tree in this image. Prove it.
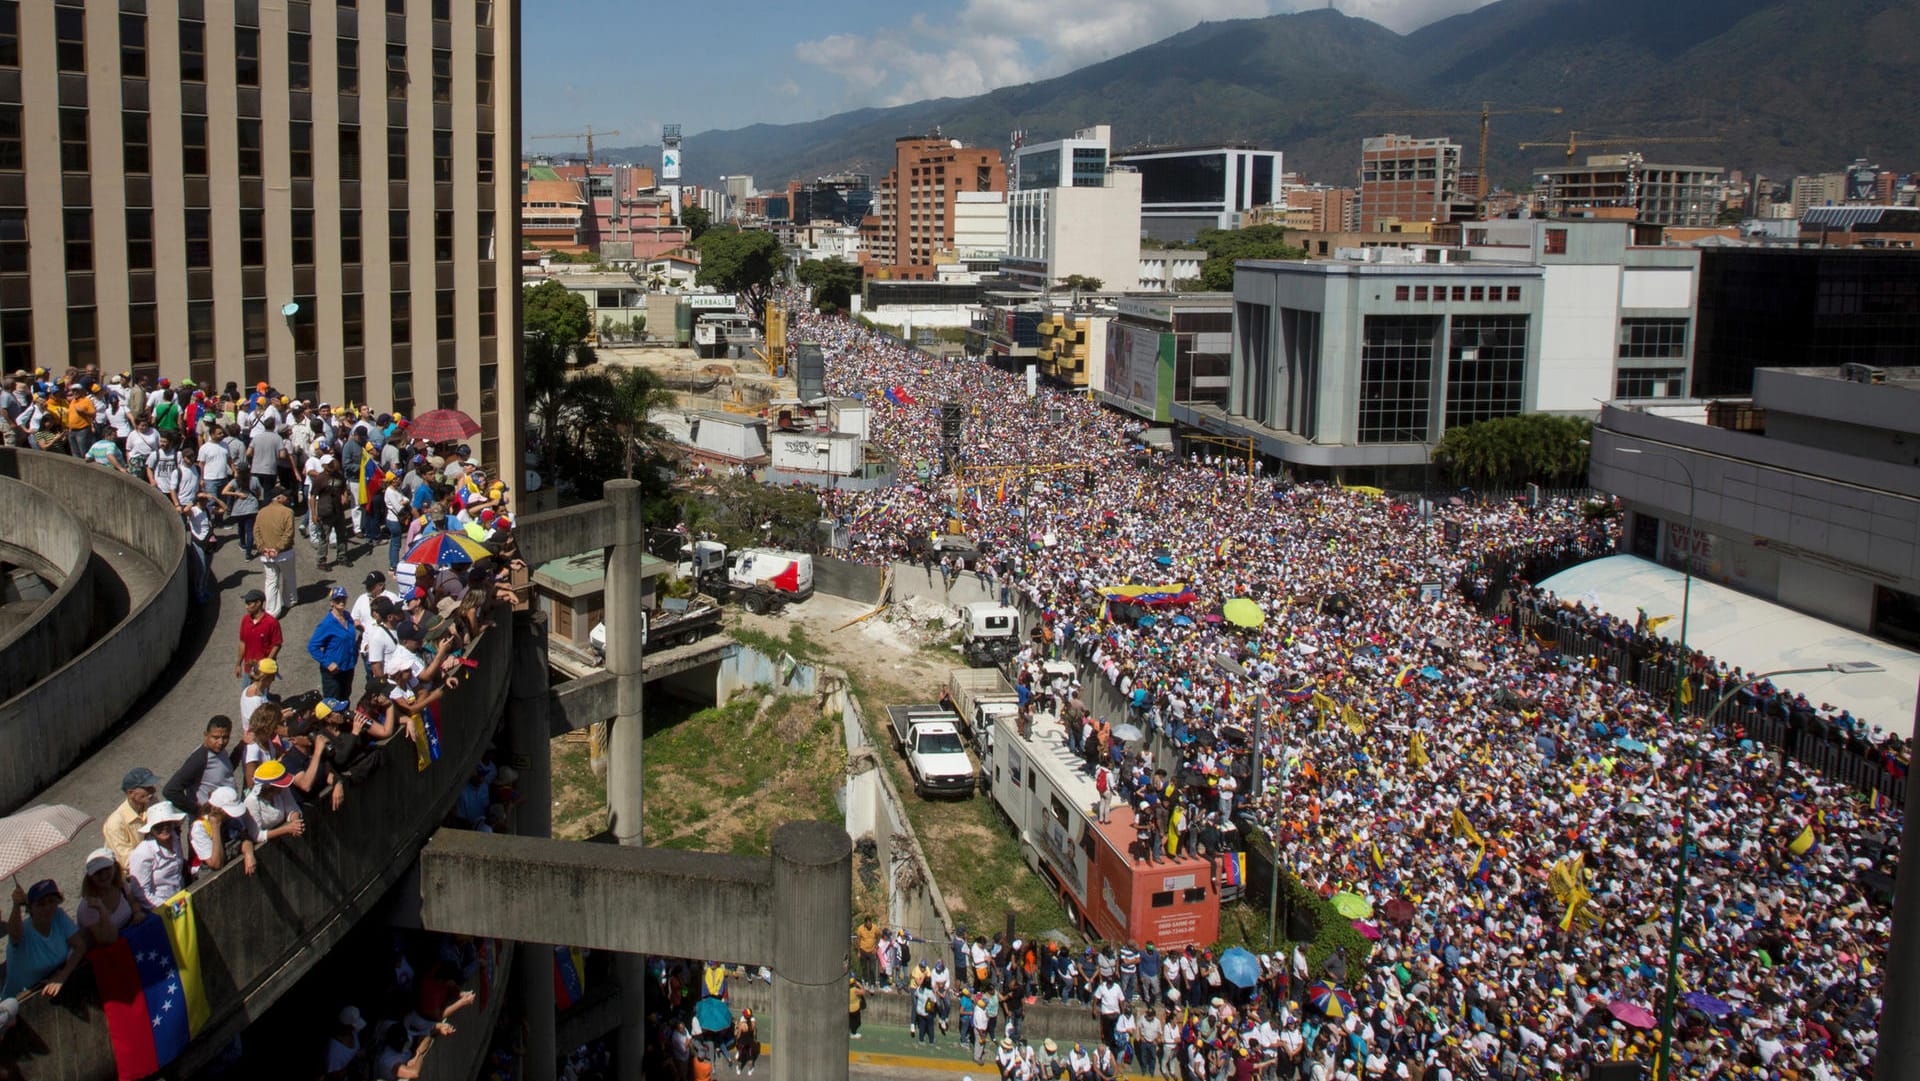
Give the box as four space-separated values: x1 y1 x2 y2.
556 366 678 482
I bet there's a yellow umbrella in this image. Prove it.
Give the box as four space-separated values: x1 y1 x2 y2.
1222 597 1265 628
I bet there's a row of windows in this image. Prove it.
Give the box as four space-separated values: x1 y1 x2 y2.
1618 318 1688 360
1393 284 1525 304
1357 315 1530 444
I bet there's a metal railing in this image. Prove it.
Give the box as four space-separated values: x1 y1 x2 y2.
1512 603 1909 808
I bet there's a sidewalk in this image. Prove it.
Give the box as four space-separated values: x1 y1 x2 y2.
12 524 394 887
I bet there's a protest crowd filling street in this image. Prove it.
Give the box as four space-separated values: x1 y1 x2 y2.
1 365 527 1080
799 309 1906 1081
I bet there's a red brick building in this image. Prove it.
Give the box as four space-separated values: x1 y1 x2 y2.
860 134 1006 280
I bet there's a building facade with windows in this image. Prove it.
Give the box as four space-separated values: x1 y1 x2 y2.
1358 134 1470 234
1532 155 1724 228
1114 143 1282 242
1456 218 1701 407
859 134 1005 280
0 0 522 477
1200 254 1544 477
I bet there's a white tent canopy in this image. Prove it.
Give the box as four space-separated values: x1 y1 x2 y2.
1540 554 1920 737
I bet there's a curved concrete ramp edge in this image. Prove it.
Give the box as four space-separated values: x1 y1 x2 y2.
6 622 512 1081
0 449 189 814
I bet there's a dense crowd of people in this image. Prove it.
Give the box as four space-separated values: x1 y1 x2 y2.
804 311 1904 1080
1 362 528 1080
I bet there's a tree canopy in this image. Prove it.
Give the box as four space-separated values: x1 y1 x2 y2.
1185 225 1307 291
796 256 863 312
680 204 713 243
524 279 593 346
1052 274 1104 293
1432 414 1592 487
694 227 783 319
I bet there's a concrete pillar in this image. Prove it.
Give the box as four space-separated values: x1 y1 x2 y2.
603 479 647 847
1876 770 1920 1079
602 480 651 1075
507 611 557 1081
770 821 853 1081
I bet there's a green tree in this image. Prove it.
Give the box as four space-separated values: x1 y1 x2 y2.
523 280 594 447
675 476 823 553
546 366 680 499
1191 225 1306 290
680 204 713 243
1433 414 1592 487
694 228 783 321
796 256 863 312
1052 274 1104 293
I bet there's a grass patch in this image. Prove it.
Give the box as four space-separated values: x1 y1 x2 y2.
550 734 608 841
641 689 846 856
726 619 831 665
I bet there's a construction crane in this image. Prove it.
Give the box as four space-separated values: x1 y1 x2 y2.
530 125 623 165
1517 131 1722 164
1355 101 1563 195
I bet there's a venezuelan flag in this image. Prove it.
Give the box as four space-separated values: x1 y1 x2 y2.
554 946 587 1010
96 891 208 1081
356 455 383 509
411 701 444 772
1221 852 1245 888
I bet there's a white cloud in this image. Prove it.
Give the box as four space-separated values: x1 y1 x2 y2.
796 0 1496 106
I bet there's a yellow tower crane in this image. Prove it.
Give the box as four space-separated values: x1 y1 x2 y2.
529 125 623 165
1516 131 1722 164
1355 102 1563 200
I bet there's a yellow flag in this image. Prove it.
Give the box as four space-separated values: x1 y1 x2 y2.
1450 808 1484 849
1678 676 1694 706
1408 732 1430 769
1645 614 1674 632
1342 703 1367 737
1788 824 1816 856
161 890 212 1036
1166 805 1184 857
1371 844 1385 871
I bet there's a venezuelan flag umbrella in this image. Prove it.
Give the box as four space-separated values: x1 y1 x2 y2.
403 530 494 567
1307 981 1355 1019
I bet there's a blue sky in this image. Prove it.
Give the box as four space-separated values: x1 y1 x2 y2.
521 0 1493 148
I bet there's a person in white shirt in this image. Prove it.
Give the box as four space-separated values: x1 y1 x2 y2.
197 425 233 501
361 600 401 681
352 572 401 638
126 801 188 906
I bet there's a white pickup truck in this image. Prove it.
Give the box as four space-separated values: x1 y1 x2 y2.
884 705 977 799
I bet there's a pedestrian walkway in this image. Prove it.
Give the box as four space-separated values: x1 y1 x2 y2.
11 532 391 887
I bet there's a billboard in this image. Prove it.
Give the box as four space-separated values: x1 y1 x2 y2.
1103 323 1174 421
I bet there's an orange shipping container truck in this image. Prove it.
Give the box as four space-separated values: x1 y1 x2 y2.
986 710 1222 949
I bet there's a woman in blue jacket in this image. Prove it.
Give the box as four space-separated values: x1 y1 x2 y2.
307 586 359 701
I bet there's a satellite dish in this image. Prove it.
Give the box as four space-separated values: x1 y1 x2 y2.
525 469 543 493
280 301 301 318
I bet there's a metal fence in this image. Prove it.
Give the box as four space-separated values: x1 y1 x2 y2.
1511 604 1909 809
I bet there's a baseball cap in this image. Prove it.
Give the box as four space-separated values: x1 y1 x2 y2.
256 657 278 675
243 588 266 603
84 846 118 875
26 879 61 904
397 621 424 641
329 586 350 601
338 1005 366 1031
364 570 387 585
122 766 160 791
255 760 293 788
209 787 246 817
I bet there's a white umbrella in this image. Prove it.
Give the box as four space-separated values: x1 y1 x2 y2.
0 804 95 880
1112 722 1145 742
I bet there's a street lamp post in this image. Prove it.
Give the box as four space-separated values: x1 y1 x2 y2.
1651 661 1880 1080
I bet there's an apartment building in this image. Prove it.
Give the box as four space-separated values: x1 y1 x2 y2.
860 133 1005 280
0 0 522 477
1359 134 1470 233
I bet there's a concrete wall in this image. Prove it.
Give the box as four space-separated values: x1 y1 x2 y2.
0 474 95 703
727 977 1105 1044
8 623 512 1081
831 673 952 942
814 555 887 605
890 561 996 607
0 449 188 814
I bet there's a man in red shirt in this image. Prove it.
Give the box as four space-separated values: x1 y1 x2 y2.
235 587 283 683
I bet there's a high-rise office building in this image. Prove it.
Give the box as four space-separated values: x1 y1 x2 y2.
1114 142 1283 242
1 0 522 478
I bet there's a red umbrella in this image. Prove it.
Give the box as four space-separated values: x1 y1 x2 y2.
1609 1000 1658 1029
407 408 481 443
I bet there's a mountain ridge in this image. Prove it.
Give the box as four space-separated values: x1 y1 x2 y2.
589 0 1919 193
